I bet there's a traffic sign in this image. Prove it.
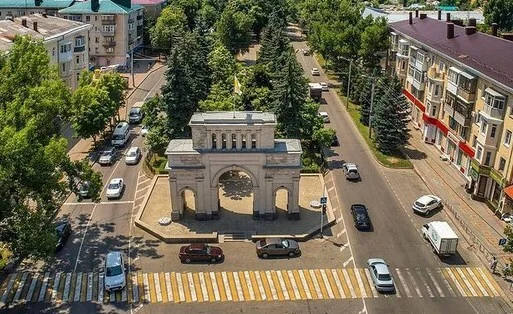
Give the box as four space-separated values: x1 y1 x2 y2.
499 238 507 246
320 197 327 205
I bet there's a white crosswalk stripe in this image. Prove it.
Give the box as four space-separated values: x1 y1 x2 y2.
445 268 466 297
466 267 488 297
298 270 312 299
288 270 301 300
254 271 266 301
132 274 139 303
13 273 28 302
437 268 456 297
154 273 162 302
176 272 186 302
62 273 71 302
332 269 347 298
165 272 173 302
38 272 50 302
244 271 256 301
395 269 412 298
198 272 209 301
87 272 93 302
265 271 278 300
74 273 82 302
426 268 444 297
354 269 367 298
342 269 356 298
51 272 61 302
309 270 323 299
364 269 379 298
276 271 289 300
416 269 434 297
25 275 38 302
233 272 244 301
98 272 104 303
210 272 221 301
476 268 500 297
406 268 422 297
221 272 232 301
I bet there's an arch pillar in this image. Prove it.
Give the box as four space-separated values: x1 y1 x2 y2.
288 176 301 220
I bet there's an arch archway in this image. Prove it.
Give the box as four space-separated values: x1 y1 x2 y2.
177 187 197 218
273 186 291 218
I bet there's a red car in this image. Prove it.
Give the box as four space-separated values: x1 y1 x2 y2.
179 243 224 263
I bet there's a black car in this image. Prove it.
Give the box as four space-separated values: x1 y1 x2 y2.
78 181 91 199
332 135 340 147
351 204 371 230
55 221 72 251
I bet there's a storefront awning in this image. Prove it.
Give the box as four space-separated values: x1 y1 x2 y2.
503 185 513 199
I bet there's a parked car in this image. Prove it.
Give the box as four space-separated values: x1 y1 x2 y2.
319 111 330 123
104 251 126 292
320 82 329 91
412 195 441 215
98 147 117 166
125 147 142 165
140 125 149 137
128 102 144 124
311 68 320 76
78 181 91 199
342 163 360 180
351 204 371 230
331 134 340 147
106 178 124 199
55 220 72 251
367 258 395 292
179 243 224 263
302 48 311 56
256 238 300 258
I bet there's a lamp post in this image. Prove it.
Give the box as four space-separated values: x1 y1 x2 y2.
337 56 353 108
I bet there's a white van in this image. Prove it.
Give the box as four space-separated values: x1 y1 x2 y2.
111 121 130 147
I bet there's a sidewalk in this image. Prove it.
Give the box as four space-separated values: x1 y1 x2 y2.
67 62 165 162
403 125 513 293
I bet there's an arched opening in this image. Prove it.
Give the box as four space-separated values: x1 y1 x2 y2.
274 187 290 218
217 170 254 218
221 133 227 149
212 133 217 149
179 187 197 218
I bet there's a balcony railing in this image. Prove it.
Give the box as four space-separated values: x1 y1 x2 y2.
74 45 85 53
102 41 116 47
101 28 115 35
427 66 444 82
101 19 116 25
482 105 504 120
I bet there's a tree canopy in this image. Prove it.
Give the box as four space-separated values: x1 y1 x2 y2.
484 0 513 32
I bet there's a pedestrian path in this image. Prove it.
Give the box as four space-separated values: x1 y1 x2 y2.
0 267 502 306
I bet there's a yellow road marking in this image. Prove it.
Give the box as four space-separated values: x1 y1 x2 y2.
204 272 215 302
159 272 167 302
215 272 227 301
148 272 156 302
238 271 251 301
293 270 307 299
227 272 238 301
170 272 180 303
137 273 144 303
337 269 350 298
80 273 88 302
68 273 77 303
452 268 471 296
259 271 272 300
314 269 329 299
182 273 192 302
303 270 318 299
461 268 482 297
326 269 341 299
192 273 203 302
480 267 502 295
249 271 262 301
359 269 372 297
472 268 494 296
281 270 295 300
347 268 361 298
270 270 284 300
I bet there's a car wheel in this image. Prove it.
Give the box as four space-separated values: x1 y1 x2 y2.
262 253 269 259
185 258 191 263
210 258 217 263
288 251 295 257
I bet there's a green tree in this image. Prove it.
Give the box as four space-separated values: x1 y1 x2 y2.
215 4 254 54
313 127 336 148
150 6 187 52
70 85 111 144
208 42 238 88
257 10 290 73
372 75 410 154
0 36 101 260
98 72 128 122
484 0 513 31
181 31 212 104
168 0 202 30
358 17 390 71
142 95 170 153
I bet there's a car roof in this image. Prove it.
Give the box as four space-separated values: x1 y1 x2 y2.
263 238 283 245
110 178 123 184
344 163 357 169
417 195 437 204
106 251 122 266
319 112 328 116
189 243 207 249
55 220 69 230
374 263 390 275
351 204 367 211
128 147 139 153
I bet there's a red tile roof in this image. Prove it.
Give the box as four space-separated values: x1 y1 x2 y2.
390 17 513 91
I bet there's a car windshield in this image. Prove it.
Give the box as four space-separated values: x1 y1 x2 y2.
130 110 140 116
378 273 391 281
80 182 89 190
356 213 367 221
106 265 123 277
108 183 120 189
415 201 426 207
128 151 137 157
281 239 290 248
112 134 125 140
101 151 113 156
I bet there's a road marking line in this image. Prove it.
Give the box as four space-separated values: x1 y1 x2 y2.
137 178 151 186
132 274 139 303
456 268 477 296
444 268 466 297
65 201 135 206
259 271 272 301
207 272 219 301
243 271 256 301
406 269 422 297
121 285 127 302
336 217 343 223
248 272 261 301
265 271 278 300
425 268 444 297
176 272 185 302
451 268 471 296
276 270 289 300
298 270 313 299
437 268 456 297
363 269 379 298
80 273 87 302
319 269 334 299
143 273 151 302
343 256 353 268
0 274 15 304
476 268 499 297
60 273 71 303
354 268 367 298
331 269 346 298
339 243 349 252
154 273 162 302
52 272 61 302
309 269 323 299
37 273 50 302
84 272 92 301
198 272 209 302
186 273 196 302
254 271 266 301
287 270 301 300
348 269 362 298
237 272 251 301
137 272 144 302
221 272 232 301
416 269 434 297
232 272 244 301
342 269 356 298
25 275 38 303
99 272 105 303
337 229 346 238
465 268 487 297
292 270 307 299
12 273 27 303
395 269 412 298
165 273 173 302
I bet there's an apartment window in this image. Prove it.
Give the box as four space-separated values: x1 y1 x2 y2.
129 23 134 30
484 152 491 166
431 105 437 116
60 43 71 53
95 16 98 21
95 47 99 54
52 47 56 56
485 93 505 110
95 37 99 43
106 47 114 53
211 133 217 149
408 67 414 77
75 36 85 47
417 53 424 63
241 134 246 149
434 84 439 96
505 130 512 146
499 157 506 171
480 120 488 134
76 55 80 64
61 63 66 73
414 70 422 82
101 25 115 32
401 61 405 70
491 124 497 138
86 16 90 22
472 135 477 148
448 69 459 84
476 146 483 160
449 116 458 130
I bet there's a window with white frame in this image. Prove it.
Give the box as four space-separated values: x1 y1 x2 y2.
434 84 439 96
505 130 512 146
60 43 71 53
485 91 505 110
499 157 506 171
448 68 459 84
491 124 497 138
484 151 491 166
476 146 483 160
75 36 85 47
480 120 488 134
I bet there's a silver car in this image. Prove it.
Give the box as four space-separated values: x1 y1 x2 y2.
367 258 395 292
106 178 124 199
125 147 141 165
98 147 117 166
104 251 126 291
342 163 360 180
412 195 441 215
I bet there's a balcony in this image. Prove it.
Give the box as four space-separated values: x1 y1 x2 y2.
137 15 143 20
74 45 85 53
59 50 72 62
102 41 116 47
427 66 445 82
101 15 116 25
101 28 115 36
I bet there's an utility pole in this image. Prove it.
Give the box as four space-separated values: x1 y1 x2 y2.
346 60 352 109
368 79 376 138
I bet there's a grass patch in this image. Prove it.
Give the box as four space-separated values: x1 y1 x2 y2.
147 154 168 174
0 245 12 271
301 141 325 173
342 96 412 169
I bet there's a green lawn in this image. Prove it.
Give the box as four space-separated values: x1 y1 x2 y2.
342 96 413 169
0 245 12 271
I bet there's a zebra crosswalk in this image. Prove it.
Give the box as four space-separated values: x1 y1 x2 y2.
0 267 502 305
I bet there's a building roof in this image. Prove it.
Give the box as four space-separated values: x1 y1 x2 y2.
0 0 74 9
59 0 143 14
0 14 91 51
390 17 513 92
362 7 484 24
189 111 277 125
131 0 167 5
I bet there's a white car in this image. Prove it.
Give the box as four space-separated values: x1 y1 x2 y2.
367 258 395 292
104 251 126 292
412 195 442 215
319 111 330 123
311 68 320 76
140 125 149 137
125 147 141 165
320 82 329 91
106 178 124 199
342 163 360 180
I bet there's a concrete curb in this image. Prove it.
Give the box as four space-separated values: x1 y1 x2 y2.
124 63 166 100
134 173 336 243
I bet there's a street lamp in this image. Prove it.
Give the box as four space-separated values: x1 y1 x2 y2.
337 56 353 108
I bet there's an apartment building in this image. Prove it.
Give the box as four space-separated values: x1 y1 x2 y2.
389 13 513 214
132 0 167 19
0 14 92 90
0 0 74 17
59 0 144 67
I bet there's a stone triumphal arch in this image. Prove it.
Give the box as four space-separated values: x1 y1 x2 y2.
166 111 302 221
